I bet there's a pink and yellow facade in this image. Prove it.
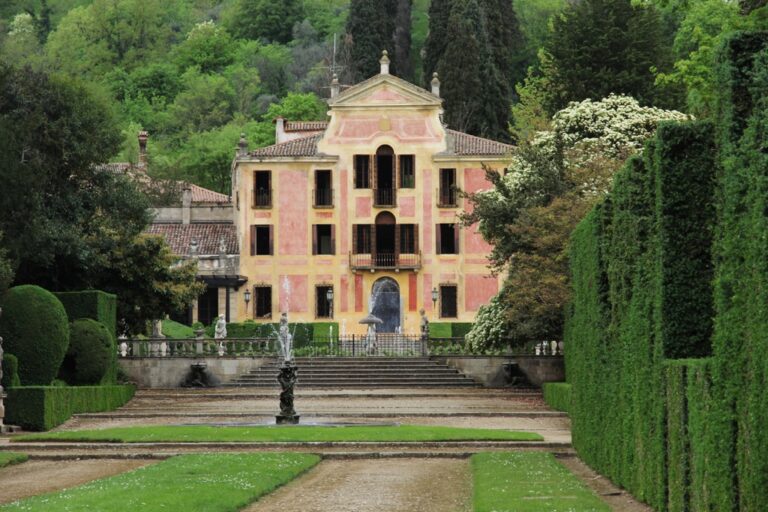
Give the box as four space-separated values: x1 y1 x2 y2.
231 64 513 334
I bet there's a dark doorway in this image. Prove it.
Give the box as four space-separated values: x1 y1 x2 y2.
375 145 395 206
198 286 219 326
371 278 400 333
375 211 396 267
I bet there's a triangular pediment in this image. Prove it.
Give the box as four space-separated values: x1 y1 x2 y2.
328 74 442 109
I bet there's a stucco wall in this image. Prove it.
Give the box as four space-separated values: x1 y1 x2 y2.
433 356 565 388
119 357 270 388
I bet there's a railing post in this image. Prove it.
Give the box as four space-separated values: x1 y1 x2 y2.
195 329 204 355
352 335 356 356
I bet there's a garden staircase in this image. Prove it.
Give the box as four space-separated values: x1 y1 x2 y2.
226 357 480 388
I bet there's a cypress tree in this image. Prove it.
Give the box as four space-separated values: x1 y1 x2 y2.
394 0 413 81
346 0 400 80
422 0 454 86
544 0 669 113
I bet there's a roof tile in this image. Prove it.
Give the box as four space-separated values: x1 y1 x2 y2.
248 133 323 158
146 223 238 256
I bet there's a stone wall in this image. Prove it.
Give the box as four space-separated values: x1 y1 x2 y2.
433 356 565 387
119 357 270 388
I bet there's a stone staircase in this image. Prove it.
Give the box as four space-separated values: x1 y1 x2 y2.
226 357 481 388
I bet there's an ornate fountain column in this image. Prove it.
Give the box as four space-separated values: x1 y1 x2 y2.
275 312 299 424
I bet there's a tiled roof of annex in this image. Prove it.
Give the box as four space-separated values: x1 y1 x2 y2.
245 125 513 158
146 223 237 256
284 121 328 132
189 183 230 203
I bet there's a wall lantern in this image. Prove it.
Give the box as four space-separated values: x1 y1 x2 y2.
431 287 438 309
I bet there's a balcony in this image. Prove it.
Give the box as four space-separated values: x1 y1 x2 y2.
313 188 334 208
373 188 396 207
349 251 421 271
252 188 272 208
437 187 458 207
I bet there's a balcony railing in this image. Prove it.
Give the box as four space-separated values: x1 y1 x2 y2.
313 188 333 207
349 251 421 270
437 187 458 207
374 188 396 207
252 188 272 208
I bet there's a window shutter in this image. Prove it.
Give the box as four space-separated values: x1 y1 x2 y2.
415 225 420 254
453 224 460 254
436 224 442 255
395 224 401 257
250 225 256 256
395 155 400 189
370 154 376 189
352 224 358 254
312 225 318 255
268 226 274 255
331 224 336 254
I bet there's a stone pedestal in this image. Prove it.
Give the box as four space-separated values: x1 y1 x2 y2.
276 363 299 425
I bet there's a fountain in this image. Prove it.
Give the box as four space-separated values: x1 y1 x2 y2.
275 311 299 424
359 312 383 354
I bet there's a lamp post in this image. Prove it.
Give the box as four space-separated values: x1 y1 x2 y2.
326 287 334 319
431 287 438 314
244 289 251 318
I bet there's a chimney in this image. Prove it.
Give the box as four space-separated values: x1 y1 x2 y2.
137 131 149 167
380 50 390 75
237 132 248 157
330 73 340 99
431 72 440 97
274 116 286 143
182 186 192 225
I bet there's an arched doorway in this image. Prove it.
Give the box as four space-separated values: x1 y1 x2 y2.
371 277 400 333
374 211 396 267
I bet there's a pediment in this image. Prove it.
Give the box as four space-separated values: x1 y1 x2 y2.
328 74 442 109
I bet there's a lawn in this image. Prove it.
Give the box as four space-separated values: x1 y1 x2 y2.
472 452 610 512
0 452 28 468
15 425 543 443
0 453 319 512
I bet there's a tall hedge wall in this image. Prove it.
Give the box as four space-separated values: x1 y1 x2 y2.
54 290 117 339
565 32 768 512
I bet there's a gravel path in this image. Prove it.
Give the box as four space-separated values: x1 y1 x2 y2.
245 458 472 512
0 459 153 505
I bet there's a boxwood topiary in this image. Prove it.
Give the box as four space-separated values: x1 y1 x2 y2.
0 285 70 385
59 319 115 385
2 353 21 388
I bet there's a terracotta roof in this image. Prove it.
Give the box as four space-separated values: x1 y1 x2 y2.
284 121 328 132
146 223 238 256
248 133 323 158
189 184 230 203
445 130 514 156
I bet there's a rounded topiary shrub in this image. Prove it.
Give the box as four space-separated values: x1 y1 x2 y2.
59 318 115 385
2 353 21 388
0 285 70 385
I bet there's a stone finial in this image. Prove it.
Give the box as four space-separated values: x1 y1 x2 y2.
431 72 440 97
380 50 390 75
237 132 248 156
330 73 340 99
189 238 199 255
137 130 149 168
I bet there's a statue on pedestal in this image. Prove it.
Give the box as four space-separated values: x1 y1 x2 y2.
419 308 430 341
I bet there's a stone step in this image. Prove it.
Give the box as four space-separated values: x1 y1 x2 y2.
244 368 464 375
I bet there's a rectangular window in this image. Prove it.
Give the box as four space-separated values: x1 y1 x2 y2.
353 224 372 254
314 170 333 207
354 155 371 189
399 155 415 188
250 225 273 255
253 286 272 318
436 223 458 254
440 284 458 318
253 171 272 207
438 168 457 207
399 224 417 253
313 224 335 255
316 285 333 318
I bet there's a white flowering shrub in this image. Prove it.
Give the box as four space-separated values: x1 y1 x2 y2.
466 293 509 351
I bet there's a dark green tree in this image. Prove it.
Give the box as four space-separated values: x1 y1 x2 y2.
422 0 454 86
394 0 414 80
228 0 304 44
543 0 673 113
346 0 398 80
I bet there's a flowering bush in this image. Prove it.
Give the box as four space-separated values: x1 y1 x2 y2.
466 293 510 351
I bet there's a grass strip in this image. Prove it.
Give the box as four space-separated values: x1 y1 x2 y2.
14 425 543 443
0 453 319 512
472 452 610 512
0 452 28 468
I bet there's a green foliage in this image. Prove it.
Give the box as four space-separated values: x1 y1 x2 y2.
311 322 339 341
428 322 452 339
0 453 320 512
18 424 543 443
0 452 28 468
59 319 116 385
542 382 571 413
173 21 236 74
5 385 135 431
450 322 473 338
54 290 117 339
162 319 196 339
346 0 397 80
0 285 69 385
227 0 304 44
471 452 610 512
0 232 13 296
1 353 21 388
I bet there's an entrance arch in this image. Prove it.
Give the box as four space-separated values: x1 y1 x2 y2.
371 277 401 333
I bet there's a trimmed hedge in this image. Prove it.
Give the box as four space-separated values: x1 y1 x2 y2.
2 353 21 388
0 285 70 385
542 382 571 413
5 385 135 431
54 290 117 339
565 33 768 512
451 322 474 338
428 322 453 338
59 319 116 385
311 322 339 342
